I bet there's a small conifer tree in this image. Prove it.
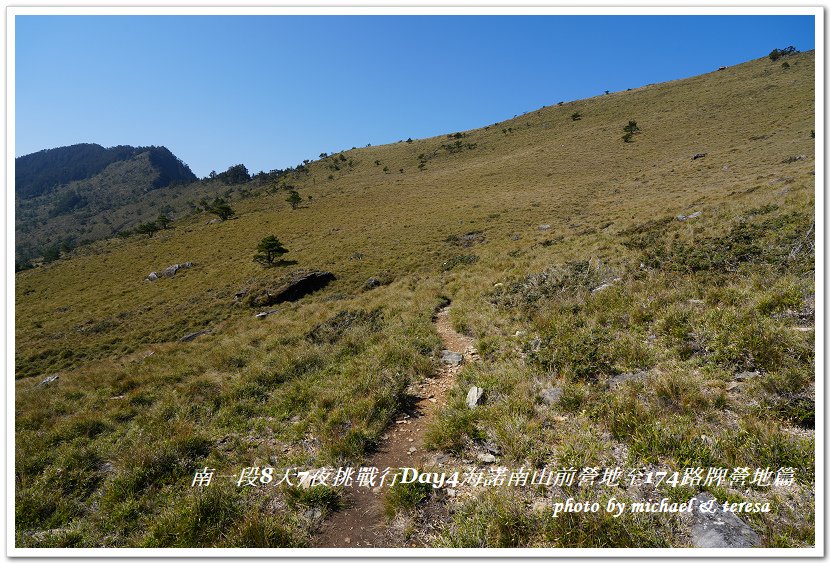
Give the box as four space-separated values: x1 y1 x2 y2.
253 235 288 267
286 190 302 209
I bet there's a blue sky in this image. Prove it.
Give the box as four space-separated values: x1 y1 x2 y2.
15 14 815 177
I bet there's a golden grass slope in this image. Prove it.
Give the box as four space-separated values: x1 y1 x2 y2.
16 52 813 377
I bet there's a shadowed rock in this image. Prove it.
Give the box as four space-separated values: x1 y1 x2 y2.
180 329 211 342
245 271 336 307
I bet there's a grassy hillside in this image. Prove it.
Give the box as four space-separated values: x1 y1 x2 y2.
15 51 815 548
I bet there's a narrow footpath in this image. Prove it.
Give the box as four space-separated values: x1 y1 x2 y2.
314 306 476 547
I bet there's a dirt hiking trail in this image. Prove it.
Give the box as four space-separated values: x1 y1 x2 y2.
314 305 476 547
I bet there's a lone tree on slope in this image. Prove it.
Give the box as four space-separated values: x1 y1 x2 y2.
207 197 235 220
253 235 288 267
286 190 302 210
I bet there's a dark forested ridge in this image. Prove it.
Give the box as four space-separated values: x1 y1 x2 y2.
15 143 197 199
15 143 205 268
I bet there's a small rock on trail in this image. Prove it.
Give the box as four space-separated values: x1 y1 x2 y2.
440 350 463 366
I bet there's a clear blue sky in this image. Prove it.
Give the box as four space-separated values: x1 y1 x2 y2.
15 14 815 178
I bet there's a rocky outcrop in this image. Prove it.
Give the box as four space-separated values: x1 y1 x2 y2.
244 270 336 307
147 262 193 281
179 329 211 342
687 492 761 548
676 211 702 221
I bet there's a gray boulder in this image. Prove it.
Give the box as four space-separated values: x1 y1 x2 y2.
677 211 702 221
734 370 760 382
466 386 484 408
477 453 496 464
180 329 211 342
688 492 761 548
146 272 158 281
162 264 180 277
38 374 59 387
440 350 464 366
540 385 563 405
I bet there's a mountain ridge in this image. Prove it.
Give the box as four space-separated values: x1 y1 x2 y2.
15 144 199 266
15 143 196 199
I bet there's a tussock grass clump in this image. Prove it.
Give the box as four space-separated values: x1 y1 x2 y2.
491 259 615 310
436 489 672 548
384 480 432 518
441 254 479 272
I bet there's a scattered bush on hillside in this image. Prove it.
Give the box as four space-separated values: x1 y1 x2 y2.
442 140 478 154
135 221 160 237
155 214 171 230
622 209 814 275
571 112 582 121
205 197 235 220
42 244 62 264
768 46 798 61
253 235 288 267
622 120 640 143
491 259 614 310
286 190 302 210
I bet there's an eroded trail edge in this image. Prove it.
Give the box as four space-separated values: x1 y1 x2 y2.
314 306 476 547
